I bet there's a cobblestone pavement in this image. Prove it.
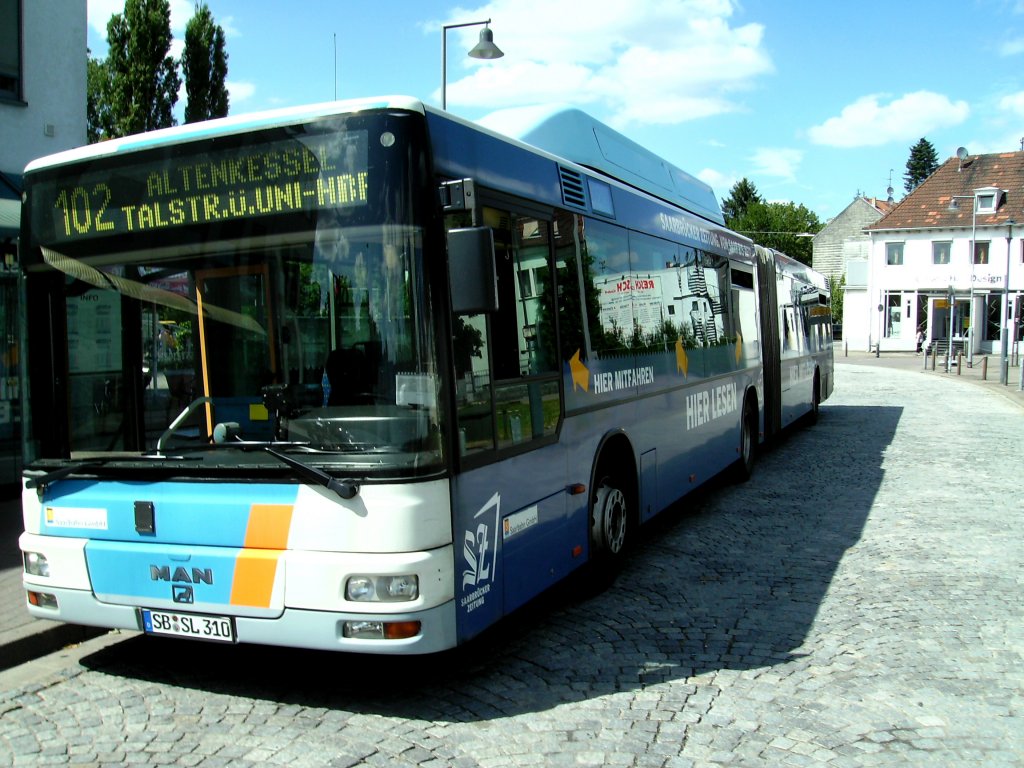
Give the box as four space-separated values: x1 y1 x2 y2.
1 362 1021 767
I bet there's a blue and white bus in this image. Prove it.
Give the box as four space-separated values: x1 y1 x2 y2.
19 96 832 653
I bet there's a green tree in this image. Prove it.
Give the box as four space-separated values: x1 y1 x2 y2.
830 273 845 326
103 0 181 137
182 3 229 123
904 137 939 193
721 177 763 226
86 51 111 143
729 200 822 266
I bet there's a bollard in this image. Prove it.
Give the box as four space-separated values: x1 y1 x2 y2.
844 341 848 357
931 350 936 371
982 356 988 381
923 348 928 370
957 352 963 375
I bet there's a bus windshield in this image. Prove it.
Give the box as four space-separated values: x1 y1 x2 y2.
22 112 444 475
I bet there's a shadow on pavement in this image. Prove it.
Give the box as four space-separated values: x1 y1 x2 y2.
80 402 900 721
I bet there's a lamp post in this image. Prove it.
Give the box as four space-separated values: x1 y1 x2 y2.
946 283 955 373
948 194 978 366
1000 219 1016 385
441 19 503 110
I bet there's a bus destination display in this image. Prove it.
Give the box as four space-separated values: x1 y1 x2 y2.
34 131 369 244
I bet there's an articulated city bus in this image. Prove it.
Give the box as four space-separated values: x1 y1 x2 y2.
19 96 832 653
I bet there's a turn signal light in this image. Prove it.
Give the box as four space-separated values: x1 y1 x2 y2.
383 621 421 640
27 590 58 609
342 619 422 640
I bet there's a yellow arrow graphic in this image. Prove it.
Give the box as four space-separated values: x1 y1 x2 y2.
675 337 688 378
569 349 590 392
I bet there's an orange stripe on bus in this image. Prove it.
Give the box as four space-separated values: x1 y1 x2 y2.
230 550 282 608
243 504 294 549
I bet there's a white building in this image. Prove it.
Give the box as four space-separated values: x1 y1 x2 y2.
0 0 87 239
0 0 87 482
845 151 1023 364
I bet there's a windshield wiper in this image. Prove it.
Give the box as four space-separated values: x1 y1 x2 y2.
261 445 359 500
25 454 192 492
199 437 359 500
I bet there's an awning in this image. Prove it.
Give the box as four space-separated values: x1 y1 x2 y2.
0 198 19 238
0 171 21 239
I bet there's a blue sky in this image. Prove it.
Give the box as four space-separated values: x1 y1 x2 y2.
86 0 1024 222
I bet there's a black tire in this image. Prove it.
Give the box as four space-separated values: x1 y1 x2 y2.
734 397 757 482
807 371 821 426
591 476 630 559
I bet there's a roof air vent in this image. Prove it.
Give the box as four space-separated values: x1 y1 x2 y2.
558 166 587 210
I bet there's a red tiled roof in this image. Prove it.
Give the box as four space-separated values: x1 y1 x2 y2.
866 151 1024 231
864 197 894 214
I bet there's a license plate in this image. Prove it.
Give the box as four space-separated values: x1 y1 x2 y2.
141 609 236 643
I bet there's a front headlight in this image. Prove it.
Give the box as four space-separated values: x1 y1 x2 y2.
23 551 50 578
345 574 419 602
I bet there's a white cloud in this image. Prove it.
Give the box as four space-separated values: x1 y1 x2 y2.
227 81 256 104
87 0 124 37
167 0 192 34
1000 37 1024 56
696 168 736 196
999 91 1024 116
750 148 802 181
436 0 772 127
807 91 970 148
219 15 241 39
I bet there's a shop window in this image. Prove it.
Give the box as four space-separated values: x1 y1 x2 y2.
884 294 902 338
985 294 1001 342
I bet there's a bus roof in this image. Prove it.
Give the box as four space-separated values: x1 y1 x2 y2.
493 107 724 226
23 95 426 174
26 96 724 228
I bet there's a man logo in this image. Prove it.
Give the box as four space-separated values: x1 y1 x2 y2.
172 585 194 604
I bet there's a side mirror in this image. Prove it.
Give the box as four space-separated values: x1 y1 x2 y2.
448 227 498 314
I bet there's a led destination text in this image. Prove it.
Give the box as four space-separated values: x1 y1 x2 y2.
41 132 369 242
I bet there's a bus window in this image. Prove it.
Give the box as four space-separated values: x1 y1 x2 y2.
450 208 560 458
579 217 630 358
549 210 589 366
627 231 678 350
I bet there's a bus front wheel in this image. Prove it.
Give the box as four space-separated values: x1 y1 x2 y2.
592 478 629 557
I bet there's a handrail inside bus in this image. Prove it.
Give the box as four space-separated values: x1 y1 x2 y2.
157 397 213 452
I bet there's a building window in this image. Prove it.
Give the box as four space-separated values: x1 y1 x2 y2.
886 242 904 266
932 241 951 265
0 0 21 102
974 241 990 265
974 188 1000 214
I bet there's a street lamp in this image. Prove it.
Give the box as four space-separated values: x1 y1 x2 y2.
441 19 503 110
948 194 978 366
1000 219 1016 385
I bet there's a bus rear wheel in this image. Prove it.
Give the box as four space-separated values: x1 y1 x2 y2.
734 397 757 482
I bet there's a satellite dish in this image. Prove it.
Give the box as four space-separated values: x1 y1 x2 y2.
955 146 969 172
